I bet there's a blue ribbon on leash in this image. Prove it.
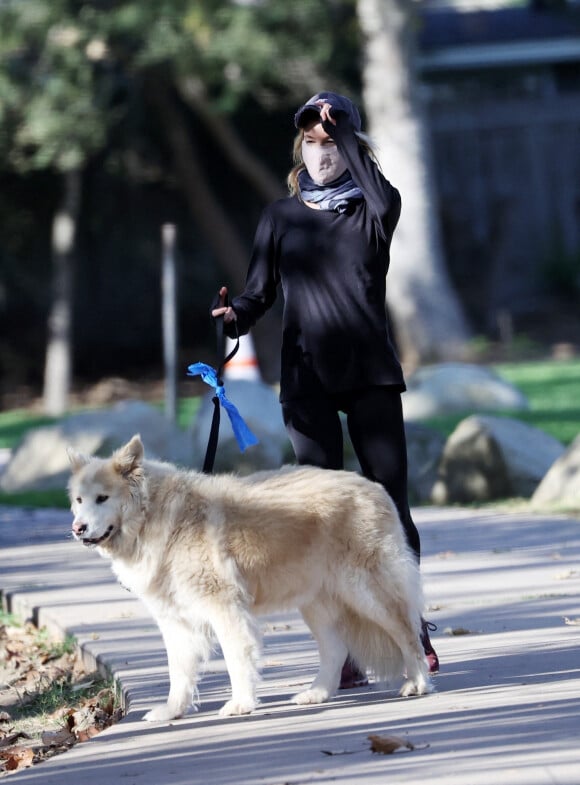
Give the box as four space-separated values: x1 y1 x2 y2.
187 362 259 453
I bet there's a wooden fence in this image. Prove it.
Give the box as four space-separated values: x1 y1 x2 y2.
429 93 580 332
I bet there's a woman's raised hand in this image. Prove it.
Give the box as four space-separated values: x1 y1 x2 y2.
315 101 337 126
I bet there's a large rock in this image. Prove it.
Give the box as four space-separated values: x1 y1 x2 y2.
192 380 289 473
405 422 447 505
338 419 445 506
432 415 565 504
531 433 580 509
403 363 529 420
0 401 193 493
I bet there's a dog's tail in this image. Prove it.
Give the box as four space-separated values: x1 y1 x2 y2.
334 556 430 690
337 607 410 684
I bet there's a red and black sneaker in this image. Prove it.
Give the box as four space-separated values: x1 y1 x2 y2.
421 619 440 674
339 657 369 689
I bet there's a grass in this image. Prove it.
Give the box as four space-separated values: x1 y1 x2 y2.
0 411 58 450
10 672 115 727
0 489 69 509
424 358 580 446
0 609 116 732
494 359 580 445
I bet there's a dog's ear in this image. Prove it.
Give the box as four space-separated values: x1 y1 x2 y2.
67 447 91 474
112 434 144 477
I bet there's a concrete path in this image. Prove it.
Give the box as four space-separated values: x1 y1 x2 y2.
1 504 579 784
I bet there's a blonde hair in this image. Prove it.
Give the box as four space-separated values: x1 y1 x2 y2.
286 128 379 197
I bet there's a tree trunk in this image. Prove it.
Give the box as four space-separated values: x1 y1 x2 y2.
43 168 81 416
357 0 472 369
177 77 286 203
147 81 281 383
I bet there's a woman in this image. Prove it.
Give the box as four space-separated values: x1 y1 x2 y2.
212 91 439 684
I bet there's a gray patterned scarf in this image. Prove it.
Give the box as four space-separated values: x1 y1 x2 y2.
298 170 363 214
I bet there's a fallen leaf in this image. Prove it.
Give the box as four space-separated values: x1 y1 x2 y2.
321 748 358 756
563 616 580 626
41 728 76 747
2 746 34 771
94 687 116 714
76 726 101 743
368 734 414 755
556 570 578 580
444 626 474 636
0 732 31 749
111 708 124 724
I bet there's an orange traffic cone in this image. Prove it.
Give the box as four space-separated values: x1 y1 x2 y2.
224 333 261 381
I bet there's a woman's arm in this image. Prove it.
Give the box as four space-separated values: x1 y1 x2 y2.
323 110 401 237
213 207 280 338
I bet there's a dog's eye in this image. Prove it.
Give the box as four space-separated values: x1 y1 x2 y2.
76 497 82 504
96 495 109 505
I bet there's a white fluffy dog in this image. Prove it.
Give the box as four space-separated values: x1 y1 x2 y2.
68 435 432 721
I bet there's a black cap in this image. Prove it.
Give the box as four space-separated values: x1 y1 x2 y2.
294 91 362 131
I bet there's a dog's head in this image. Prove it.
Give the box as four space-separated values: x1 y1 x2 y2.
68 434 145 549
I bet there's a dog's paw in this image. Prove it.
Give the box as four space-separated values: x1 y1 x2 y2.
219 698 257 717
292 687 331 705
144 704 182 722
399 677 434 697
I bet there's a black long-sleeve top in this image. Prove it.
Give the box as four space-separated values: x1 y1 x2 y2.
228 112 405 403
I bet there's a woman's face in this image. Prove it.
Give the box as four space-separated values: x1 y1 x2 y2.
300 120 347 185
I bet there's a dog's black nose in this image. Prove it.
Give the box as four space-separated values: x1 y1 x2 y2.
72 521 87 536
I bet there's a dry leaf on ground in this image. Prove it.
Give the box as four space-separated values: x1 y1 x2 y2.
0 733 30 751
563 616 580 626
368 734 415 755
2 747 34 772
40 728 76 748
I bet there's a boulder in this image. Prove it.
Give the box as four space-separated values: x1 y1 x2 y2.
192 380 290 473
403 363 529 421
431 415 565 504
531 433 580 509
405 422 447 504
341 419 445 505
0 400 193 493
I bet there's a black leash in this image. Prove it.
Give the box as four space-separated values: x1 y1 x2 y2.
202 294 240 474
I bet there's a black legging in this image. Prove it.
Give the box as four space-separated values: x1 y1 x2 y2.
282 386 421 560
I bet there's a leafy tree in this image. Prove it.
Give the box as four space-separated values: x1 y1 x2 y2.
108 0 471 370
0 0 360 388
99 0 360 379
0 0 472 396
0 0 116 413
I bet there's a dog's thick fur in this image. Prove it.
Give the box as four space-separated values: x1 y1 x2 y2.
68 435 432 721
